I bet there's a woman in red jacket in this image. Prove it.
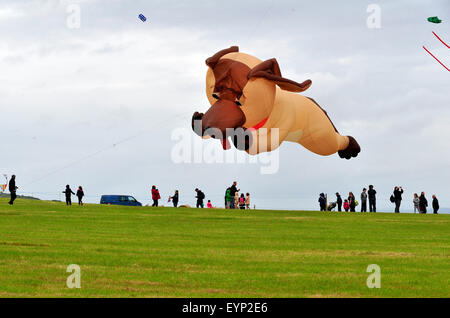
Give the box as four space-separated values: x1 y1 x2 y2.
151 185 161 207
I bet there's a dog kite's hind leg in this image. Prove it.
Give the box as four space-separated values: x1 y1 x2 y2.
300 97 360 159
338 136 360 159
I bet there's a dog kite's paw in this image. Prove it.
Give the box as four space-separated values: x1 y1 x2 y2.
338 136 361 160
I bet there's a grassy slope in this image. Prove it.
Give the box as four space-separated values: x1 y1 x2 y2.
0 198 448 298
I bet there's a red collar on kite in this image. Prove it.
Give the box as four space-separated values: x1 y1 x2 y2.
248 117 268 131
221 117 269 150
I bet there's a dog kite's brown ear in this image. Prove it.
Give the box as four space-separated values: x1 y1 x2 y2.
206 46 239 68
248 58 312 92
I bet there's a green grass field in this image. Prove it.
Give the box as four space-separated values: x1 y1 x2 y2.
0 198 449 298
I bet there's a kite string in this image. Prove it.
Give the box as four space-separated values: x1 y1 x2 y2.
245 0 275 43
24 111 193 187
432 31 450 49
423 45 450 72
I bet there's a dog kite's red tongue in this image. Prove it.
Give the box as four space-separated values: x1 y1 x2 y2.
222 138 231 150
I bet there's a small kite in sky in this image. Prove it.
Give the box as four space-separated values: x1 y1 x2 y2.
138 14 147 22
427 16 442 24
423 31 450 72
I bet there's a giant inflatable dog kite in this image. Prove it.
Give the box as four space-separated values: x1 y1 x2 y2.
192 46 361 159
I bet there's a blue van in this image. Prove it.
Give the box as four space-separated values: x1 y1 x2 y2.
100 195 142 207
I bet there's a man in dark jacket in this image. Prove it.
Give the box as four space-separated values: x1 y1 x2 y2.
432 195 439 214
195 188 205 208
63 185 75 206
368 185 376 212
171 190 179 208
229 181 240 209
393 186 403 213
336 192 342 211
318 193 326 211
8 175 18 205
419 192 428 214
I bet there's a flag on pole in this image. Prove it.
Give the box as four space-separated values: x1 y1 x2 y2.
1 174 7 192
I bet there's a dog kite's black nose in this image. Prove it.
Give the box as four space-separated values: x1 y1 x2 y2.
192 112 204 136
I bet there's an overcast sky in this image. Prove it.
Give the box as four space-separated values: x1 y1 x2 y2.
0 0 449 212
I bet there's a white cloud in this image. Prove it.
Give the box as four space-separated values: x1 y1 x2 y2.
0 7 24 20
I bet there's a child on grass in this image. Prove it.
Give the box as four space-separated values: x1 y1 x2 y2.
234 192 239 209
245 193 250 209
343 199 350 212
239 194 245 210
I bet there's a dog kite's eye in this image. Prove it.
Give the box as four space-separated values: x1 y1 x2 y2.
212 93 220 99
235 99 242 107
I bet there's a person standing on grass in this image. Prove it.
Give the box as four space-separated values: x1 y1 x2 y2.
63 185 75 206
224 188 228 208
170 190 179 208
413 193 420 213
239 193 246 210
195 188 205 208
360 188 368 212
318 193 326 211
229 181 240 209
336 192 342 211
8 175 18 205
151 185 160 207
76 186 84 206
432 195 439 214
245 193 250 210
393 186 404 213
234 192 239 209
207 200 213 208
348 192 356 212
343 199 350 212
419 192 428 214
225 187 232 209
368 185 377 212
